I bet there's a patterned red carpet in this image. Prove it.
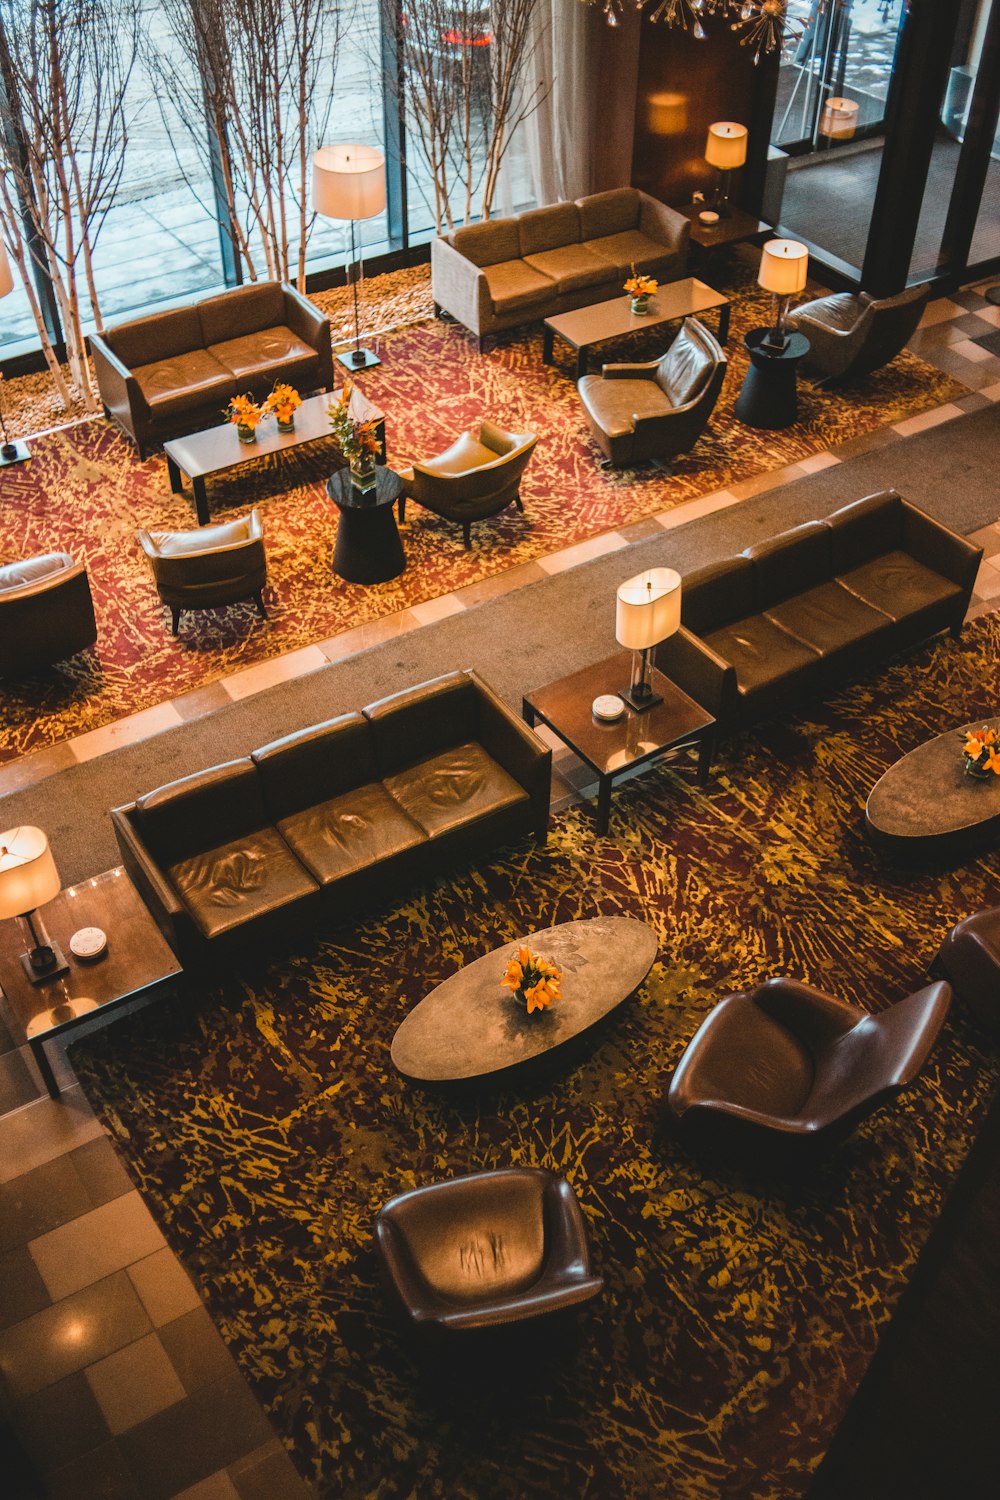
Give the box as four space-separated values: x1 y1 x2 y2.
0 280 960 763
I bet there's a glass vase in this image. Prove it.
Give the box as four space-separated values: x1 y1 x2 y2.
349 455 377 497
277 416 295 433
236 423 256 444
630 295 651 317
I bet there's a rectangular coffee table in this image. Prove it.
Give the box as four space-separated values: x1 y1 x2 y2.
0 867 182 1098
542 278 731 380
164 387 386 525
523 653 716 835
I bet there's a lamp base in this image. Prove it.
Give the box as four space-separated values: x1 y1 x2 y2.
1 439 31 466
620 685 663 714
20 941 69 986
760 329 790 354
336 347 381 371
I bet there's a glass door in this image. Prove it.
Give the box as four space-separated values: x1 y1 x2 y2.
773 0 907 153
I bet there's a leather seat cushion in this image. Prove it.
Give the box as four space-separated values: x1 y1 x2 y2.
387 1174 548 1302
706 614 821 696
657 326 715 407
764 580 892 655
384 742 527 838
522 244 608 292
169 827 317 939
420 432 498 476
209 328 317 382
577 374 669 439
134 349 235 417
791 291 866 333
680 996 814 1118
582 230 673 277
278 782 426 885
482 259 556 316
837 551 960 621
0 552 74 593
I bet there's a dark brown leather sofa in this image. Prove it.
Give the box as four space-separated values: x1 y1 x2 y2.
0 552 98 675
112 670 551 964
91 282 334 456
653 490 982 729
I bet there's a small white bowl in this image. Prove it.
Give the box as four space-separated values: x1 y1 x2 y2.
593 694 626 722
70 926 108 961
698 210 721 225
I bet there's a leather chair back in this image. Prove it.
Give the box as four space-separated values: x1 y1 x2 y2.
409 425 537 524
849 284 932 379
138 512 266 610
0 553 97 675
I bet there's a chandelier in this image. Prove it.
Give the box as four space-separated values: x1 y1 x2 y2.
585 0 802 62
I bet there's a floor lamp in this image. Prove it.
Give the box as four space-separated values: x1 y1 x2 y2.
0 239 30 466
312 144 387 372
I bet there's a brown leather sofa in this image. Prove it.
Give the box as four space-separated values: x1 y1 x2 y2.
138 510 268 635
787 282 931 383
0 552 98 675
653 490 982 729
91 282 334 456
431 188 690 348
398 421 538 548
112 670 551 964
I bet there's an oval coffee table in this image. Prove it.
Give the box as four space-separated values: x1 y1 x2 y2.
865 715 1000 861
391 917 658 1084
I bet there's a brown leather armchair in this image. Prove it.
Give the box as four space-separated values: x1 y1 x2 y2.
138 510 267 635
397 420 537 548
0 552 97 675
786 283 931 382
935 907 1000 1037
666 977 952 1163
375 1167 603 1331
577 316 727 468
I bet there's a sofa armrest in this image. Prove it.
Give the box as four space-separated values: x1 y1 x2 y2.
90 332 147 432
431 237 491 337
111 805 194 959
281 283 334 390
654 627 737 722
638 193 691 264
468 669 552 839
901 499 983 593
600 359 663 379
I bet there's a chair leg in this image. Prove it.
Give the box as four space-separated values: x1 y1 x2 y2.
254 592 267 620
398 494 406 522
462 521 472 549
170 608 181 635
477 336 486 355
433 301 443 318
514 492 524 513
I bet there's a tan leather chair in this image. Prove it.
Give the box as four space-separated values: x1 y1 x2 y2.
397 420 537 549
0 552 97 675
577 316 726 468
138 510 267 635
787 283 931 382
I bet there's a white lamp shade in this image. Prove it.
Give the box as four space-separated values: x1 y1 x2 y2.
705 122 748 170
819 96 860 140
0 826 61 918
312 144 387 222
616 568 682 651
0 240 13 299
758 239 809 296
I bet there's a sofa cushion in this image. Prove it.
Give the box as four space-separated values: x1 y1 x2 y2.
133 349 235 418
135 759 267 865
278 782 426 886
838 552 961 622
577 188 640 239
364 672 479 777
169 826 318 939
764 581 893 655
583 229 674 279
826 491 903 573
656 323 716 408
208 328 318 384
745 522 832 611
451 218 521 268
706 615 821 698
681 557 755 635
523 243 608 292
482 259 556 316
517 203 581 257
110 307 205 369
197 282 286 345
384 742 527 839
252 714 378 824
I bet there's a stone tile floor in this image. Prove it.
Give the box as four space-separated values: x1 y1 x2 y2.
1 281 1000 1498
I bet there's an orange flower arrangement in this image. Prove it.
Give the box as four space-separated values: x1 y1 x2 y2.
225 393 264 429
624 268 658 298
501 944 562 1015
265 383 302 425
961 725 1000 780
327 377 381 465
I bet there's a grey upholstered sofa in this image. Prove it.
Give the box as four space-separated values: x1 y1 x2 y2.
431 189 690 348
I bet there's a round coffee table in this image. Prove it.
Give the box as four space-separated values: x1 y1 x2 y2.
866 715 1000 861
326 466 406 584
734 327 810 430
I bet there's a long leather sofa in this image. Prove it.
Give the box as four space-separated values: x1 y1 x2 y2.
112 670 551 965
653 490 982 728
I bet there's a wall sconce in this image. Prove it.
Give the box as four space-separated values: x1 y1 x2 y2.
646 91 688 136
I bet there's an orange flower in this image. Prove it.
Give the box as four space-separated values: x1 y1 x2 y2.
501 957 523 992
523 981 552 1015
964 733 986 759
226 393 263 427
986 749 1000 776
623 266 658 297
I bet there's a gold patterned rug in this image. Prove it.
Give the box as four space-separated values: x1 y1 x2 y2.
0 268 961 764
70 613 1000 1500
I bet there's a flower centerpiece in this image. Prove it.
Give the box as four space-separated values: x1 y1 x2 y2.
624 267 658 316
961 725 1000 781
266 382 302 433
327 378 381 494
501 944 562 1016
226 393 264 444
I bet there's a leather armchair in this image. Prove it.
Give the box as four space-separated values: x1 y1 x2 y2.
375 1167 603 1331
577 316 726 468
787 283 931 382
666 976 952 1163
935 907 1000 1037
397 420 537 549
0 552 97 675
138 509 267 635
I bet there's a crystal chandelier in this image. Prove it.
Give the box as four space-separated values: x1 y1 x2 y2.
587 0 802 62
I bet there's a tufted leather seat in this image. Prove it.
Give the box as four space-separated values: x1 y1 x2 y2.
786 282 931 382
138 509 268 635
0 551 97 675
397 420 537 549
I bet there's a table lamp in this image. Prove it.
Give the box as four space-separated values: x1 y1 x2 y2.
819 97 859 142
312 144 387 371
758 239 809 350
704 122 748 218
0 239 30 466
0 826 67 983
616 567 682 713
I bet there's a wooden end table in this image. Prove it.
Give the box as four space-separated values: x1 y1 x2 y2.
0 867 182 1099
542 279 731 381
673 203 771 257
523 653 716 835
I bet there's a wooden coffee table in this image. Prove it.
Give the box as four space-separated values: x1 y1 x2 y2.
164 387 386 525
542 278 731 380
866 715 1000 862
391 917 658 1084
0 867 182 1098
523 653 716 834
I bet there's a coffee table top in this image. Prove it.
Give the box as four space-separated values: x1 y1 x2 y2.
866 716 1000 852
525 653 715 779
0 867 181 1044
163 387 384 482
391 917 658 1083
544 278 728 351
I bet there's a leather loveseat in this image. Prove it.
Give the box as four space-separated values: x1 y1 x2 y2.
112 670 551 964
653 490 982 729
431 188 689 348
0 552 98 675
91 282 334 456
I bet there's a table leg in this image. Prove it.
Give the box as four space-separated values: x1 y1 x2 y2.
697 730 715 787
542 327 554 364
193 476 210 526
576 347 588 381
31 1038 61 1100
166 454 184 495
522 700 537 728
718 303 731 346
596 776 613 836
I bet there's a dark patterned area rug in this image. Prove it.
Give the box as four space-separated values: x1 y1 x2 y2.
71 615 1000 1500
0 267 961 763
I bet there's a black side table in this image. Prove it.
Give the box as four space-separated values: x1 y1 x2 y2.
327 467 406 584
734 327 811 431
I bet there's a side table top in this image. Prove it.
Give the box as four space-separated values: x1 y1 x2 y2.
674 203 770 250
326 465 404 511
744 327 810 362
